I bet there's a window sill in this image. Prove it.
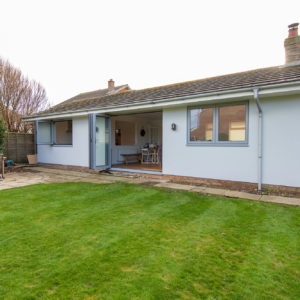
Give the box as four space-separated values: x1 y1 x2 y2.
52 144 73 147
186 142 249 147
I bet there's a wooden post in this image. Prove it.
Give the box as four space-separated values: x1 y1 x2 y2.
0 154 4 180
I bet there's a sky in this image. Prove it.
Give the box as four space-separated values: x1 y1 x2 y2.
1 0 299 105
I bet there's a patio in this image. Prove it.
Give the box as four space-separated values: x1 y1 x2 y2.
1 166 299 206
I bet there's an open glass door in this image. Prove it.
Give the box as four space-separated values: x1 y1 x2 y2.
89 114 111 169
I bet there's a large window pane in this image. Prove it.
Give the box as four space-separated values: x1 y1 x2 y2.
55 120 72 145
37 121 52 144
218 105 246 141
189 108 214 141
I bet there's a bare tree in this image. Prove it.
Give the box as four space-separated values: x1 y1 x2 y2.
0 57 49 133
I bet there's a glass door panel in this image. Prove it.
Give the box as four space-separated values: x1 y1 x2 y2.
89 114 110 169
95 116 109 167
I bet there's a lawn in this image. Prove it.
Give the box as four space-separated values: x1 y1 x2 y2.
0 182 299 299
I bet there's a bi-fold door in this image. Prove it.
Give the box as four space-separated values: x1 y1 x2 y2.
89 114 111 169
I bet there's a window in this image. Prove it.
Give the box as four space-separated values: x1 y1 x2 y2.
190 108 214 141
218 105 246 142
36 120 72 145
115 121 135 145
188 103 247 145
54 120 72 145
37 121 52 144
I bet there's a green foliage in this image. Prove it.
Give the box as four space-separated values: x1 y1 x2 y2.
0 118 7 152
0 182 299 299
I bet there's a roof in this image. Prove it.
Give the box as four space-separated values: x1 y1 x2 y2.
27 64 300 119
56 84 130 106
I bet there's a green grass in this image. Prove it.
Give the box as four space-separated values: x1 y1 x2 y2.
0 182 299 299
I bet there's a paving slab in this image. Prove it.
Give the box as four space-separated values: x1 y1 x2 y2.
224 190 261 201
154 182 195 191
30 167 130 182
260 195 300 206
29 167 166 185
0 172 51 190
173 185 299 206
32 167 94 178
189 186 208 193
0 171 103 191
200 187 229 197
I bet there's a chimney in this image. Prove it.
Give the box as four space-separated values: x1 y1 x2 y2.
284 23 300 65
108 79 115 91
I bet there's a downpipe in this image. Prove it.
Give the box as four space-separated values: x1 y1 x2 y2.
253 88 263 191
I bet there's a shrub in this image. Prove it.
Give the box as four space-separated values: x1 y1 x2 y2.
0 118 7 153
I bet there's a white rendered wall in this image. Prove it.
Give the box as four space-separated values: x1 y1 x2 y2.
162 95 300 187
262 95 300 187
37 116 89 167
36 95 300 187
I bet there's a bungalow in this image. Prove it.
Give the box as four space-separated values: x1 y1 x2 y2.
24 23 300 190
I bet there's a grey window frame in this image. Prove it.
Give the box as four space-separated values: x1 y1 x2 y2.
187 101 249 147
36 120 73 146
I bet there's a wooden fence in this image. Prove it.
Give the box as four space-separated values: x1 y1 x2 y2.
4 133 36 163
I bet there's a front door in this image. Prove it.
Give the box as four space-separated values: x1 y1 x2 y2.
89 114 111 169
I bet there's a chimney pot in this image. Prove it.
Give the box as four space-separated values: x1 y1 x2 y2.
108 79 115 91
288 23 299 38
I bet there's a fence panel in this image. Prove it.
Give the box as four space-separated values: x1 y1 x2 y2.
4 133 36 163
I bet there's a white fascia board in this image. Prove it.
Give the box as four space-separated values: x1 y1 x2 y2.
24 82 300 121
258 84 300 97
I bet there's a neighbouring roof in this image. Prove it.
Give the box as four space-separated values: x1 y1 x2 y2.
27 64 300 119
57 84 130 106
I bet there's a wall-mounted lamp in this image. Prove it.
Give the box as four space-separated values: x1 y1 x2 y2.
171 123 177 131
